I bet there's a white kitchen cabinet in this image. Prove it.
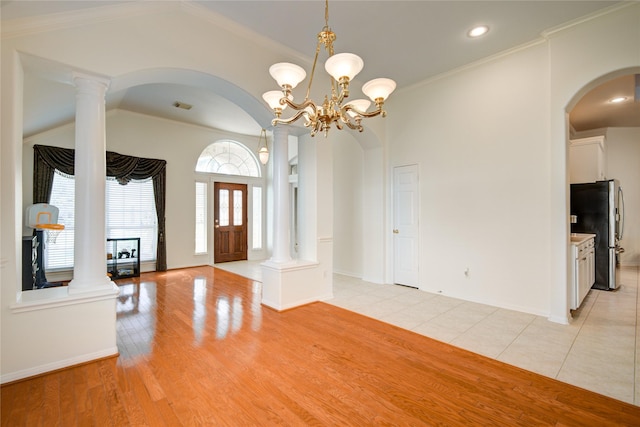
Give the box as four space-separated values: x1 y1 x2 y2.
569 136 606 184
571 234 596 310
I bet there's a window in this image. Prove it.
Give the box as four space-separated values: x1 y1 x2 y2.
105 178 157 262
195 140 260 177
195 182 207 254
45 172 158 270
252 187 262 250
46 172 75 269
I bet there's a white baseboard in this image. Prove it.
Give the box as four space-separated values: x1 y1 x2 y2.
262 293 333 312
332 269 361 279
547 315 571 325
1 347 118 384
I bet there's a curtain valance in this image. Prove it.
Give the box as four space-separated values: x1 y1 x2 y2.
33 144 166 183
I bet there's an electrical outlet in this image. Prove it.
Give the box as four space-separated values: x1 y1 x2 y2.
464 267 470 277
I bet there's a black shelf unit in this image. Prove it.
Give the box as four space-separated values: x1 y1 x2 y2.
107 237 140 279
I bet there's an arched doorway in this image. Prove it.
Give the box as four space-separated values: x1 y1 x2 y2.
564 68 640 310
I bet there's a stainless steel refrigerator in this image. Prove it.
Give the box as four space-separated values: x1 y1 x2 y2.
570 180 625 290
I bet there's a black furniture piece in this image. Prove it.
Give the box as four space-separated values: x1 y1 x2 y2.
22 235 38 291
22 231 62 290
107 238 140 279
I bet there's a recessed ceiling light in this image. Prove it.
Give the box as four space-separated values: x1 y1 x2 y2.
468 25 489 38
608 96 627 104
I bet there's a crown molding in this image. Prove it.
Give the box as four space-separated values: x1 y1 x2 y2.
2 0 310 67
541 1 636 38
1 1 173 40
400 1 637 95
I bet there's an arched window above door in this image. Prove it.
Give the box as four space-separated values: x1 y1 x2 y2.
195 140 260 177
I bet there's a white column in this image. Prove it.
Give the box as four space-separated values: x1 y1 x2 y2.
68 73 113 293
270 125 292 263
261 129 333 311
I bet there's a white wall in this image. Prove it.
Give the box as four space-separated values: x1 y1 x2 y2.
333 133 364 277
362 146 386 284
606 127 640 266
388 42 551 315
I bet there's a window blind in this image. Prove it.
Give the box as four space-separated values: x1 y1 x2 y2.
45 172 158 270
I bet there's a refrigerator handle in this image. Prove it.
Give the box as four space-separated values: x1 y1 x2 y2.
618 186 625 240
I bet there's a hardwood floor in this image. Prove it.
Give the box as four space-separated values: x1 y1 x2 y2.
3 266 640 426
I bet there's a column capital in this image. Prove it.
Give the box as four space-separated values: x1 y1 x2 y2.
272 125 289 139
72 71 111 92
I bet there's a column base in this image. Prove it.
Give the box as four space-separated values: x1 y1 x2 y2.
260 259 333 311
68 276 118 296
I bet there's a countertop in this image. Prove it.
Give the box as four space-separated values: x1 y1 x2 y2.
570 233 596 245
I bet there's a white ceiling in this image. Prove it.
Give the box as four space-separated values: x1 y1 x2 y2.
3 0 638 137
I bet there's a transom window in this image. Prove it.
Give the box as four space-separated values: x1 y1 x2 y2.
196 140 260 177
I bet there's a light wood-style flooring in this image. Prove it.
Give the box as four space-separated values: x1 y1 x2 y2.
2 266 640 426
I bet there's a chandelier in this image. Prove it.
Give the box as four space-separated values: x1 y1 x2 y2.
262 0 396 137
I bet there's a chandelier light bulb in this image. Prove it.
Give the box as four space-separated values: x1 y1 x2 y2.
325 53 364 81
362 78 397 102
345 99 371 117
263 90 288 111
269 63 307 89
258 146 269 165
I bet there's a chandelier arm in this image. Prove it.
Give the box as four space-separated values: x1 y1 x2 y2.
281 95 318 113
272 109 313 127
359 109 387 119
344 121 364 132
338 112 364 132
344 105 387 119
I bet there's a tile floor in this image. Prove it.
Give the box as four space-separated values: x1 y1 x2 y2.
214 261 639 405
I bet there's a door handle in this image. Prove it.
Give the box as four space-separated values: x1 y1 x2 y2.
215 225 220 228
393 229 399 234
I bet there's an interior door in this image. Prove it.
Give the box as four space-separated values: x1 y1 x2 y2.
393 165 419 287
214 182 248 263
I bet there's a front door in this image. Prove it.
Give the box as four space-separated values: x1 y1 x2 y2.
393 165 419 287
214 182 248 263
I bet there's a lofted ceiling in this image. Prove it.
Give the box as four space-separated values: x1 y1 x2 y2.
2 0 638 138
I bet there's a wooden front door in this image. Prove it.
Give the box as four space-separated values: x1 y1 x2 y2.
214 182 248 263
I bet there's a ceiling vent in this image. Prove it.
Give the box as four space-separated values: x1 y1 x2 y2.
173 101 193 110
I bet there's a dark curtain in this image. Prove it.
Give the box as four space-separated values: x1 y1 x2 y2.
33 145 74 203
152 172 167 271
32 144 168 271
